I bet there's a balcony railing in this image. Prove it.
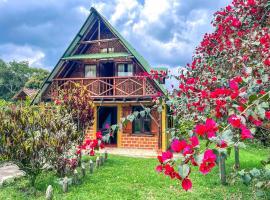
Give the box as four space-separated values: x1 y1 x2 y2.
51 76 158 98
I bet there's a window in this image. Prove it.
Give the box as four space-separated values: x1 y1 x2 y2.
132 106 151 134
100 48 115 53
117 63 133 76
85 65 96 77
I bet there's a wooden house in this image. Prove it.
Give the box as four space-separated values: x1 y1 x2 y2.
13 88 38 101
32 7 168 151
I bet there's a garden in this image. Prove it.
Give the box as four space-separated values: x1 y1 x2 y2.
0 0 270 199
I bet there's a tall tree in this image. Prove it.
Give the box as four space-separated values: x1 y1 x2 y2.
0 59 49 100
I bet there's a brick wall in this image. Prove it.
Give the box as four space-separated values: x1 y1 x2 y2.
121 106 160 150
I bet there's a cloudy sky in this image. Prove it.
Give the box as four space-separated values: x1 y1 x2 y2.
0 0 230 71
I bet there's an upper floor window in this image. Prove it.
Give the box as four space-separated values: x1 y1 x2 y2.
117 63 133 76
100 48 114 53
85 65 96 77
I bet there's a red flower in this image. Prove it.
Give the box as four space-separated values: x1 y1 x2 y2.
217 140 228 148
195 123 206 136
205 118 218 133
264 58 270 66
76 149 81 155
171 139 187 153
190 136 199 147
266 111 270 120
155 165 163 173
161 151 173 162
229 80 239 91
100 142 105 149
182 178 192 191
89 149 95 156
90 139 98 148
199 149 216 175
228 114 241 128
240 125 253 140
96 131 103 139
157 156 163 164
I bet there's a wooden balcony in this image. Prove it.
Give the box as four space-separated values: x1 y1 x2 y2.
51 76 158 98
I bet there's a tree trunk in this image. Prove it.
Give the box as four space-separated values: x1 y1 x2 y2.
219 152 226 185
234 145 240 170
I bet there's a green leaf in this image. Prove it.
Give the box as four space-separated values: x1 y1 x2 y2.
248 94 258 104
157 106 163 113
140 111 145 117
178 164 190 179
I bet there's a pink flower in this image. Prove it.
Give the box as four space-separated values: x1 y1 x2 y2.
161 151 173 162
182 178 192 191
105 123 110 129
240 125 253 140
205 118 218 133
228 114 241 128
190 136 199 147
199 149 216 175
171 139 187 153
229 80 239 91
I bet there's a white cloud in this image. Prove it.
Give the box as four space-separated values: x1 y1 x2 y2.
77 6 90 17
0 43 45 68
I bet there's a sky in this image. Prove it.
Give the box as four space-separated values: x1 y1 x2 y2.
0 0 230 71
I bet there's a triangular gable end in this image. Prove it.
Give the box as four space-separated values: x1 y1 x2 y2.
32 7 166 104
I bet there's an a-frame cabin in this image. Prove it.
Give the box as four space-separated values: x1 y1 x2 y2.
33 7 168 151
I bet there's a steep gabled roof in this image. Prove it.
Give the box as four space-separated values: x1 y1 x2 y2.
32 7 166 104
13 88 38 101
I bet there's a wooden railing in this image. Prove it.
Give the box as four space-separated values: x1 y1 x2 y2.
51 76 158 98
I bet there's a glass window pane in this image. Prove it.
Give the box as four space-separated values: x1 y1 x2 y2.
85 65 96 77
134 119 141 133
118 64 133 76
144 118 151 132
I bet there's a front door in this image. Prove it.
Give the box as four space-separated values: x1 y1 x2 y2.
97 106 117 145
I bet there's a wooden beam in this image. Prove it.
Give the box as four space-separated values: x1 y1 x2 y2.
80 38 119 44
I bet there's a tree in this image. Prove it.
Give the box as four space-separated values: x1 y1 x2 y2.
145 0 269 191
0 59 49 100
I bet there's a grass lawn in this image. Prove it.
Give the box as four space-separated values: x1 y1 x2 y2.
0 144 269 200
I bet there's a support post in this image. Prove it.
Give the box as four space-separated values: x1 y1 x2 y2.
234 145 240 170
219 152 227 185
62 177 68 193
45 185 53 200
89 160 94 174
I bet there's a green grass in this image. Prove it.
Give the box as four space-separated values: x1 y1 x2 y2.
0 144 269 200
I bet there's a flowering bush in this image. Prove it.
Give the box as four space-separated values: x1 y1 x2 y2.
76 131 105 157
152 0 270 191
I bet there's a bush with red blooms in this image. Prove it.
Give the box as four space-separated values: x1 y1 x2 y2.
76 131 105 157
151 0 270 191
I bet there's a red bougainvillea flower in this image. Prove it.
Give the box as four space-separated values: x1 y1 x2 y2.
182 178 192 191
161 151 173 162
76 149 81 155
99 142 105 149
240 125 253 140
229 80 239 91
171 139 187 153
157 155 163 164
195 123 206 136
199 149 216 175
266 111 270 120
217 140 228 148
164 164 175 178
90 139 98 148
190 136 199 147
89 149 95 156
228 114 241 128
155 165 163 173
96 131 103 139
205 118 218 133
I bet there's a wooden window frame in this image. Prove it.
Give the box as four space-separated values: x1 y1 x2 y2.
84 64 97 78
132 106 151 135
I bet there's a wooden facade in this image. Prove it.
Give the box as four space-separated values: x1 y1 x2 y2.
34 7 168 151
